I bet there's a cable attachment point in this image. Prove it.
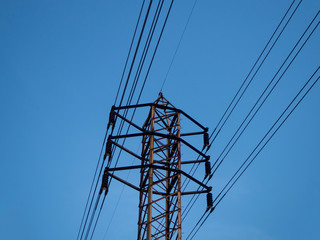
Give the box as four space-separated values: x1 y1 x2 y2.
206 192 213 211
99 167 109 195
203 130 209 148
205 159 211 178
107 106 116 130
104 137 112 160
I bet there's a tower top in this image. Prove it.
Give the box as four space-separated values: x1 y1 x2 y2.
154 92 174 107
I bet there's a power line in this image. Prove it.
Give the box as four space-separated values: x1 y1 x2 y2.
116 0 154 109
76 2 149 235
76 126 109 240
107 0 166 172
211 9 320 176
101 156 137 240
187 65 320 240
83 1 176 238
83 195 101 240
108 0 176 178
160 0 199 92
78 1 155 239
209 0 300 148
103 0 175 218
172 0 302 226
179 5 320 237
86 1 166 238
185 10 320 234
185 0 300 198
114 0 146 106
105 0 175 198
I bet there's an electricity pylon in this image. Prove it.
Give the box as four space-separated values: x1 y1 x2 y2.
100 93 212 240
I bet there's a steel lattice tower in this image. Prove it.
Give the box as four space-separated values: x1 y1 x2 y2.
101 94 212 240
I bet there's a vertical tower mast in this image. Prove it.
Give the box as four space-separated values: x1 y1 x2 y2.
138 95 182 239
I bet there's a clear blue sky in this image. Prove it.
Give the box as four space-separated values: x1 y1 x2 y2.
1 0 319 239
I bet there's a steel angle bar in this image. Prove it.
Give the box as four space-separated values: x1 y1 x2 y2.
113 111 145 132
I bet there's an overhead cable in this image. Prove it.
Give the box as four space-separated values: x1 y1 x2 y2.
187 65 320 240
78 1 154 239
174 0 302 227
86 1 176 238
209 0 300 147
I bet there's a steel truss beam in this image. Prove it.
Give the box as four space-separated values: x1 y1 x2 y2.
101 94 212 240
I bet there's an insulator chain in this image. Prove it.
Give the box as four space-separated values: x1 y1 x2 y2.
107 105 116 130
206 192 213 211
104 137 112 160
100 168 109 195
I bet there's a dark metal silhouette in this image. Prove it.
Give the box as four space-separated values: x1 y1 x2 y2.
101 93 212 240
